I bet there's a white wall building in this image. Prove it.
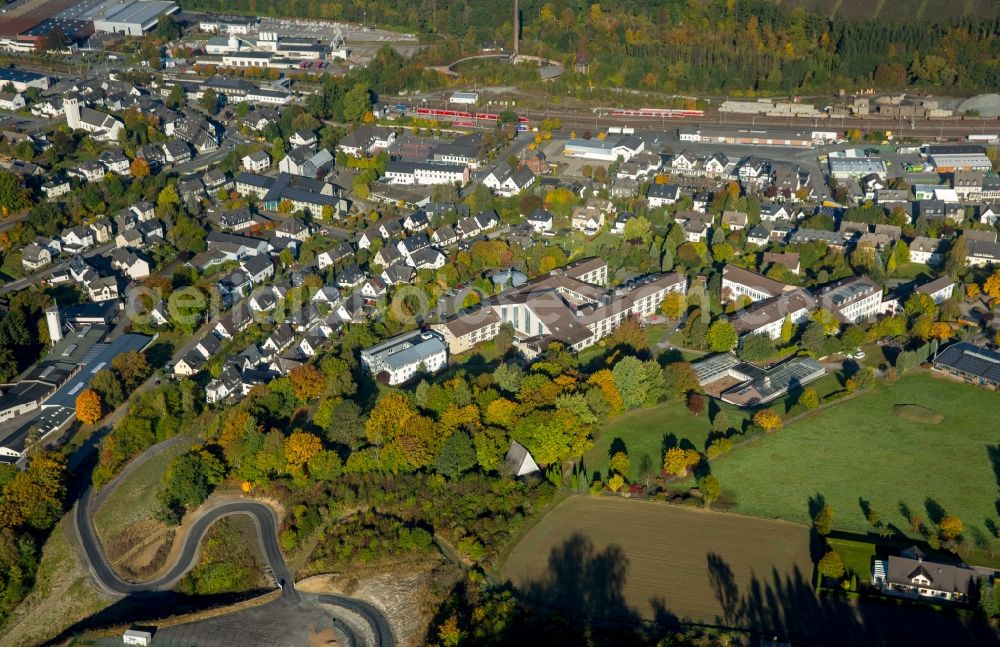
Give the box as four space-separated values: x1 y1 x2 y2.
360 330 448 385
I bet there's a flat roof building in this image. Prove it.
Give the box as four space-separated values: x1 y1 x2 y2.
93 0 178 36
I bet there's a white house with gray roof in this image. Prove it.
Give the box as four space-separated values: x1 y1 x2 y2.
360 329 447 385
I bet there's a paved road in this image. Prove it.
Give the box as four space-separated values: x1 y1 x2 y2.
72 437 395 646
0 241 115 295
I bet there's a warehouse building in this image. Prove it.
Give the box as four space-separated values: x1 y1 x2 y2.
93 0 178 36
926 145 993 173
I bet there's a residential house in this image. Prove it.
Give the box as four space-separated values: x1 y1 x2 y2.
909 236 947 265
525 208 554 233
70 161 106 183
42 179 71 200
431 225 459 247
403 210 430 232
572 206 605 234
761 252 801 275
873 546 976 603
360 277 387 299
646 183 680 208
759 204 790 222
915 276 955 304
316 242 354 270
721 210 748 231
109 249 150 280
61 225 94 252
99 150 130 175
241 254 274 285
336 264 365 288
381 264 415 286
482 162 536 197
289 130 317 149
966 239 1000 268
357 230 383 250
279 146 334 178
337 125 396 157
202 169 231 193
89 220 112 244
21 243 51 271
242 150 271 172
275 218 310 243
262 324 295 357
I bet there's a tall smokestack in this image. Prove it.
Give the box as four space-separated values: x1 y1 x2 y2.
513 0 519 57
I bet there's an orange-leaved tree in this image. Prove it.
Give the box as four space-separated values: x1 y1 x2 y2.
75 388 103 425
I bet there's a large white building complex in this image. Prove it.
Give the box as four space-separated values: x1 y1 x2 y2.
432 258 687 357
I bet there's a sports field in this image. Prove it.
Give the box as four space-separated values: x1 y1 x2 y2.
704 373 1000 553
500 496 1000 645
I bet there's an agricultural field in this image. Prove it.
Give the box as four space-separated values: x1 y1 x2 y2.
703 373 1000 560
500 496 813 626
499 496 1000 645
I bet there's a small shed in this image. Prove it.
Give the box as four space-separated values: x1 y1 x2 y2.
123 628 153 646
505 440 540 477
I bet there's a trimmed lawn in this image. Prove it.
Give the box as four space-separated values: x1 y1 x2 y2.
826 537 877 581
583 400 730 482
706 372 1000 560
584 370 845 483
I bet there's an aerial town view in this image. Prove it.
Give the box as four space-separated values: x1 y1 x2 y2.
2 0 1000 645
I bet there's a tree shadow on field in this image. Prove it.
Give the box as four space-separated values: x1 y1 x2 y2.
924 497 946 525
522 533 642 627
807 493 826 520
705 551 1000 646
608 437 627 458
988 445 1000 516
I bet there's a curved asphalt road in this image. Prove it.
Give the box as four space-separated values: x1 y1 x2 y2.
72 438 395 646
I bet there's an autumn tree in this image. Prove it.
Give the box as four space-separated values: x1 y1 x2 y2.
700 475 721 508
818 551 845 579
707 319 737 352
939 515 964 540
1 451 65 529
985 270 1000 302
664 361 700 398
662 447 700 477
780 315 793 344
588 369 623 413
660 291 685 319
76 388 103 424
753 408 782 432
606 316 647 354
288 364 325 402
129 156 150 179
798 388 820 410
364 392 415 449
285 431 323 474
609 451 630 476
813 503 834 535
112 351 150 389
